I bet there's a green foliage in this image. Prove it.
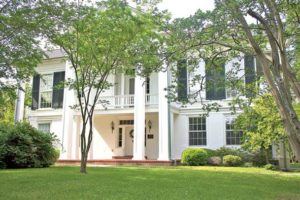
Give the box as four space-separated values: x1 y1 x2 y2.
236 94 285 162
215 147 254 163
252 150 269 167
0 1 44 88
223 155 243 167
202 148 217 158
264 164 278 171
181 148 208 166
0 122 59 169
215 147 240 158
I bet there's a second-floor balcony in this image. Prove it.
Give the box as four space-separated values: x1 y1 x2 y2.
97 94 158 109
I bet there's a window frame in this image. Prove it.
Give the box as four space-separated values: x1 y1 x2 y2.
225 117 243 146
38 123 51 133
39 73 54 109
188 117 207 146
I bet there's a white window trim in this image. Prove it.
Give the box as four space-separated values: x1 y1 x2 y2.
39 73 54 109
225 117 242 146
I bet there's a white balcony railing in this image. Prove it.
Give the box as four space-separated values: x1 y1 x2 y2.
97 94 158 109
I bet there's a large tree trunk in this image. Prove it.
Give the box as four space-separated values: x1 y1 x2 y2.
231 4 300 161
283 120 300 161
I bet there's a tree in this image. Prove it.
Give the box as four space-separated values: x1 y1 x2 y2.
166 0 300 160
0 0 44 94
235 93 286 163
46 0 165 173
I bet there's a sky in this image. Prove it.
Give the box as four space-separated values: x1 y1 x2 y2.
157 0 215 18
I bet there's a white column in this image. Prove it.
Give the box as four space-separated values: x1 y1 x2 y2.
14 82 25 122
133 74 146 160
158 70 170 160
121 73 125 107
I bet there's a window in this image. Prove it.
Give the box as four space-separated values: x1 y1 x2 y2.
32 71 65 110
177 60 188 101
189 117 206 146
205 59 226 100
226 118 243 145
40 74 53 108
38 123 51 133
119 120 134 125
118 128 122 147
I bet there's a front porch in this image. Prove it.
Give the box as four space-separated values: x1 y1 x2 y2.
65 110 171 162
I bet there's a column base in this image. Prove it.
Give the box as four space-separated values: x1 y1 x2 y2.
132 155 146 160
157 156 170 161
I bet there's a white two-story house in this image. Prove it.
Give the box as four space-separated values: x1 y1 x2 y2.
26 49 259 164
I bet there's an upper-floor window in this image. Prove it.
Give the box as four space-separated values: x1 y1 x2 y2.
226 118 243 145
32 71 65 110
177 60 188 101
189 117 207 146
40 74 53 108
205 59 226 100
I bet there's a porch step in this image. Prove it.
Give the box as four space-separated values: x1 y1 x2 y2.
112 156 133 159
56 159 173 166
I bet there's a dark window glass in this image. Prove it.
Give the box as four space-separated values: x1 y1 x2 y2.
189 117 207 146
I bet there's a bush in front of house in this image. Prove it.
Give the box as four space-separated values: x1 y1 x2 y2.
181 148 208 166
207 156 222 166
215 147 254 163
203 148 217 158
264 164 278 171
223 155 243 166
0 122 59 169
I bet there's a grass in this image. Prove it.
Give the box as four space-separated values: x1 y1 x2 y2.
0 166 300 200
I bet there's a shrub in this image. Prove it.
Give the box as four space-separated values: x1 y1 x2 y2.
244 162 253 167
252 151 268 166
215 147 239 158
181 148 208 166
264 164 278 170
223 155 243 166
0 122 58 169
207 156 222 166
203 148 217 158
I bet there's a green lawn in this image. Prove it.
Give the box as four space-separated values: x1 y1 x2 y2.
0 166 300 200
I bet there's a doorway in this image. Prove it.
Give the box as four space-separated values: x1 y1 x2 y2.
125 126 134 156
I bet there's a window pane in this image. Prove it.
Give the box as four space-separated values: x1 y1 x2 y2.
189 117 207 146
226 118 243 145
38 123 50 133
40 91 52 108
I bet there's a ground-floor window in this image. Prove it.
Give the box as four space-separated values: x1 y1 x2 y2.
226 118 243 145
38 123 51 133
189 117 206 146
118 128 122 147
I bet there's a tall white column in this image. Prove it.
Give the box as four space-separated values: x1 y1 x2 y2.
133 74 146 160
14 82 25 122
158 70 170 160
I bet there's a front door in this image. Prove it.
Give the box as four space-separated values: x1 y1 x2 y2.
125 127 134 156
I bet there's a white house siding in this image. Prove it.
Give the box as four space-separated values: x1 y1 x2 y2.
171 111 233 160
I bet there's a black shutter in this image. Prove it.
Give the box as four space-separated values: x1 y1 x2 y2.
177 60 187 101
244 55 255 97
52 71 65 109
31 75 40 110
205 60 225 100
215 62 226 100
205 62 214 100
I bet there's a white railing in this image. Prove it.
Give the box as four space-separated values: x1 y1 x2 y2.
97 94 158 109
